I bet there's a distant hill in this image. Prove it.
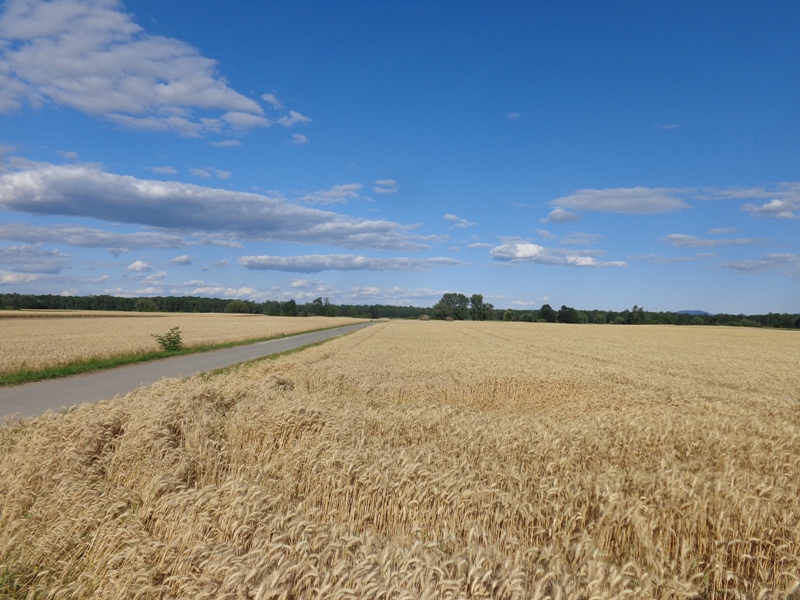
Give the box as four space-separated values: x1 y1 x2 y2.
677 310 713 316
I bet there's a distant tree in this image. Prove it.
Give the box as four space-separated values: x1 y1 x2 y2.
225 299 251 313
281 299 298 316
469 294 493 321
557 305 580 324
539 304 557 323
433 293 469 320
594 313 607 324
519 313 533 322
134 298 158 312
503 310 513 322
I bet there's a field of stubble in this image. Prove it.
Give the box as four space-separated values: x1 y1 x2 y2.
1 321 798 599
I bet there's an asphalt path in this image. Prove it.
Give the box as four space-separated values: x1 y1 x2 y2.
1 322 375 420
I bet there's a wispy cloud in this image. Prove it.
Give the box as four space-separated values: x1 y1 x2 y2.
443 213 476 228
0 161 425 250
552 187 690 215
0 243 68 273
373 179 399 194
660 234 762 248
239 254 464 273
295 183 363 205
723 254 800 276
291 133 309 144
0 222 187 250
152 166 177 175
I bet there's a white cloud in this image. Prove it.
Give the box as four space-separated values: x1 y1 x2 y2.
709 227 737 234
723 254 800 276
239 254 463 273
490 241 626 268
0 270 39 284
291 133 308 144
0 222 187 250
541 208 582 224
126 259 151 271
260 93 283 110
277 110 311 126
0 161 426 250
152 165 177 174
0 243 68 273
560 231 604 246
552 187 690 214
191 168 212 178
0 0 267 136
661 234 762 248
373 179 399 194
295 183 363 205
443 213 476 228
211 139 241 148
467 242 494 249
170 254 192 265
742 199 799 220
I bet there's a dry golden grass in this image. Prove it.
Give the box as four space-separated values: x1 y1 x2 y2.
0 313 364 374
1 321 799 598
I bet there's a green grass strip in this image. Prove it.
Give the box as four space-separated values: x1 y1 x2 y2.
0 324 366 387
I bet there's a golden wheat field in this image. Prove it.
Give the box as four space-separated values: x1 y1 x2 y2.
0 312 364 375
1 321 799 599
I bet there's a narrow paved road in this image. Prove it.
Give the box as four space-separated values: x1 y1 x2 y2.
1 322 375 420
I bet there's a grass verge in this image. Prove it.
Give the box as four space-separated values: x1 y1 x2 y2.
0 324 367 387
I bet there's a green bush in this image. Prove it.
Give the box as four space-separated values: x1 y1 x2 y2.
152 326 183 352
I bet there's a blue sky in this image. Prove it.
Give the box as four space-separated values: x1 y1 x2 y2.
0 0 798 314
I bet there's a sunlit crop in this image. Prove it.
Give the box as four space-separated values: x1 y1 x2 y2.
0 312 363 374
1 321 798 598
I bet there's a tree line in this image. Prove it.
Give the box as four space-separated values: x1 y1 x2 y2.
1 292 798 329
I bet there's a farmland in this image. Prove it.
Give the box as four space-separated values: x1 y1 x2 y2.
1 321 799 598
0 312 365 375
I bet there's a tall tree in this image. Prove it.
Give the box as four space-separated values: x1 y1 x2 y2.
539 303 557 323
433 293 469 320
469 294 493 321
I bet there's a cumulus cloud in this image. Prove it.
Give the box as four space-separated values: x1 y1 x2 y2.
373 179 399 194
660 234 762 248
170 254 192 265
261 93 283 110
541 208 582 224
490 241 626 268
277 110 311 126
126 259 150 271
742 199 799 220
552 187 690 214
443 213 476 228
0 0 273 136
152 166 177 174
291 133 308 144
238 254 463 273
0 161 425 250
